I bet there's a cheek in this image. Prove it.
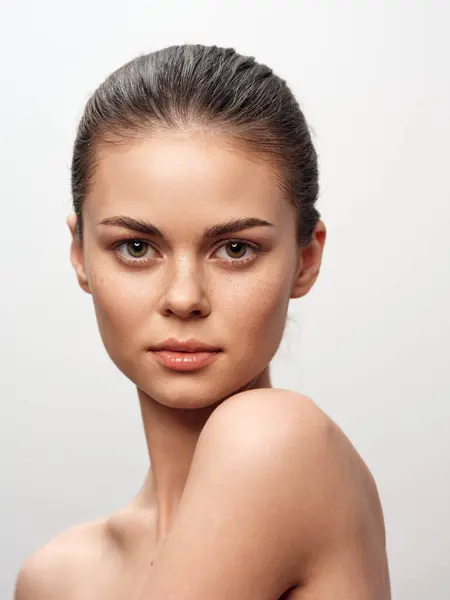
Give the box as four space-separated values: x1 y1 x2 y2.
89 270 151 351
221 273 291 345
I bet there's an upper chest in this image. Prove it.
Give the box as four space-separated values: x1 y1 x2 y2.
67 512 304 600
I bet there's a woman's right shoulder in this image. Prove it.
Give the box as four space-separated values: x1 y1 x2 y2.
14 518 111 600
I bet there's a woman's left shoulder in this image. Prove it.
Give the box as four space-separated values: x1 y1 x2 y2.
205 387 335 450
184 388 387 595
202 387 379 505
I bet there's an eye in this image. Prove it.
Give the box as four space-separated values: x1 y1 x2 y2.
214 240 261 265
113 240 156 264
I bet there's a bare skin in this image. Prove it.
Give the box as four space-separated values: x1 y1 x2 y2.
14 130 390 599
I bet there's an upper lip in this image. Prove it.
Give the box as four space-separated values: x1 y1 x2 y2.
150 337 222 352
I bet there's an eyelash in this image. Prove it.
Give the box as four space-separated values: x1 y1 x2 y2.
111 238 262 268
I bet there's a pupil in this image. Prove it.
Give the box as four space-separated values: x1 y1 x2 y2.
229 242 245 258
129 241 145 256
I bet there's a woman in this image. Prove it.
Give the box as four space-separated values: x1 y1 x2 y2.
15 44 391 599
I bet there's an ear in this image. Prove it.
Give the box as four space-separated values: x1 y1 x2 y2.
290 220 327 299
66 213 91 295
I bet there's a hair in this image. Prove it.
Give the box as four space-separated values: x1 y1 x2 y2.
71 44 321 246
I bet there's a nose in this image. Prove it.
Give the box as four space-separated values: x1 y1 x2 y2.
159 262 210 319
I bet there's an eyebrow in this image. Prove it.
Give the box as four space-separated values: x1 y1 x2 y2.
97 216 274 238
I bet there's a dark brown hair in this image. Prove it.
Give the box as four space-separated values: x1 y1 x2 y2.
71 44 321 245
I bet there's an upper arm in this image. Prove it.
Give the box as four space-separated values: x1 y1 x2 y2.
136 388 389 600
293 412 391 599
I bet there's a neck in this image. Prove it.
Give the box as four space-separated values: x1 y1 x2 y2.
135 366 272 544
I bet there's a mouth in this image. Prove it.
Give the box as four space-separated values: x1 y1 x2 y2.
149 349 222 372
149 337 222 353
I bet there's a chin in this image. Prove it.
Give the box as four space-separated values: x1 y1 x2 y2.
142 384 227 410
137 372 259 410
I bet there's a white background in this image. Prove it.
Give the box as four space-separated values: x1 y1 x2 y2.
1 1 449 598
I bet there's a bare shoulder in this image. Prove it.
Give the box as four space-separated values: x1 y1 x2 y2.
204 387 326 443
200 387 388 579
14 518 113 600
204 386 355 465
208 386 383 506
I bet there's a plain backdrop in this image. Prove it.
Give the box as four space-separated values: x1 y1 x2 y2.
1 1 449 598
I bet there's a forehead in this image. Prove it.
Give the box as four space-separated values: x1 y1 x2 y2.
84 130 289 225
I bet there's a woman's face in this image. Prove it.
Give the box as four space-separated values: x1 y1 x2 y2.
68 130 323 408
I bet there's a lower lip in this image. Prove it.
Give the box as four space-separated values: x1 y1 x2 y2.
150 350 222 371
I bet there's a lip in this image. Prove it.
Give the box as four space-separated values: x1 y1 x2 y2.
150 349 221 372
149 337 222 352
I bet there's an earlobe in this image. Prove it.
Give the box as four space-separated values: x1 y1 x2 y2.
66 213 91 295
290 267 321 299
